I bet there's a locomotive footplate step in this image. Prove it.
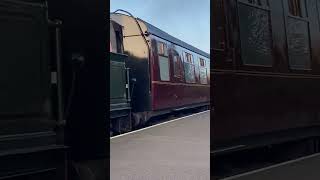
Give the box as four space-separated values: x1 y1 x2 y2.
110 111 210 180
223 153 320 180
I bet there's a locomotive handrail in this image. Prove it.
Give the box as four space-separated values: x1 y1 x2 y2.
126 68 131 103
48 20 63 120
48 19 65 145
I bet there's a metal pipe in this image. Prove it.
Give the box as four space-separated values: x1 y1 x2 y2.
49 19 65 143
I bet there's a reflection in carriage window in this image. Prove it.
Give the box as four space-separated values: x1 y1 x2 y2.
286 0 310 70
184 52 195 83
157 41 168 56
185 53 193 63
288 0 307 17
238 1 273 66
173 55 182 77
199 58 205 67
199 58 208 84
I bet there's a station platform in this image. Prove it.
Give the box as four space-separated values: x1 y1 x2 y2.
110 111 210 180
224 153 320 180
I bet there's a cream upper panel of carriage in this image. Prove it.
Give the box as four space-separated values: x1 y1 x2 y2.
110 13 149 59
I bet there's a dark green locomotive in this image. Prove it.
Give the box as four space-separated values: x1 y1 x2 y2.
110 53 132 134
110 20 132 135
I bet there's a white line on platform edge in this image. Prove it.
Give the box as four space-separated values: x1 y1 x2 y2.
223 152 320 180
110 110 210 140
212 145 247 154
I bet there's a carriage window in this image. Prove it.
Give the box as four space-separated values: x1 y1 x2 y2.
110 22 117 53
286 0 310 70
200 69 208 84
199 58 208 84
173 55 182 77
158 41 168 56
199 58 205 67
238 0 273 66
185 53 193 63
115 30 124 53
184 52 195 83
157 41 170 81
288 0 307 17
110 21 124 53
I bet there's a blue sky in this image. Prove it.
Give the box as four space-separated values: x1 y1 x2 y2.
110 0 210 54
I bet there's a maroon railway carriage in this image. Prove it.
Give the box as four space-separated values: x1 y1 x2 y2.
110 12 210 127
213 0 320 154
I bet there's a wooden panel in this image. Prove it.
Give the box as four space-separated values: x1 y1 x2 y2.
151 82 209 110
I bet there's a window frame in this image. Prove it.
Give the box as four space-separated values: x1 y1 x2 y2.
173 54 183 78
115 30 124 54
183 52 196 83
285 0 311 71
288 0 307 18
246 0 269 7
199 57 208 84
157 41 168 57
157 41 170 81
199 58 206 67
237 0 274 70
185 52 193 64
238 0 270 9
